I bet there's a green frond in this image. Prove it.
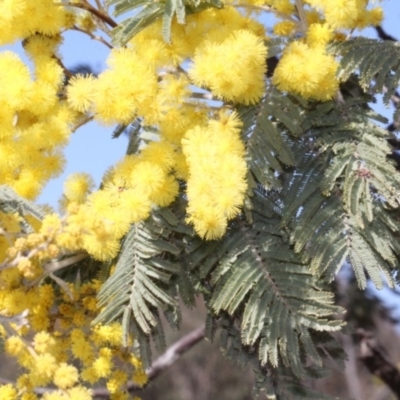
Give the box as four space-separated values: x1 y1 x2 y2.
188 193 343 378
0 185 45 233
281 151 327 227
94 210 182 340
333 38 400 98
238 88 306 190
111 3 164 46
211 314 345 400
265 37 285 59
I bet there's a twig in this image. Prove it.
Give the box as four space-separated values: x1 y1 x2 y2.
145 325 206 381
53 55 73 79
294 0 308 32
72 115 95 133
71 26 113 49
95 324 206 397
63 1 117 28
190 92 220 101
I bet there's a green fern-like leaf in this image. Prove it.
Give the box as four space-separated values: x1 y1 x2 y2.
208 313 346 400
238 88 304 190
332 38 400 128
94 212 181 336
188 192 343 378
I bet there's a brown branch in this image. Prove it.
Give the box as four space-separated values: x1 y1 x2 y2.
357 328 400 399
64 1 117 28
92 325 206 398
53 55 73 79
71 115 95 133
71 26 113 49
146 325 206 381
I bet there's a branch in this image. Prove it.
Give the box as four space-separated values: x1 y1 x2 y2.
93 325 206 397
147 325 206 380
64 1 117 28
71 115 95 133
356 328 400 400
71 26 113 49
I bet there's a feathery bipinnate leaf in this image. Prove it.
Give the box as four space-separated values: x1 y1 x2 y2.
94 207 191 365
279 87 400 289
332 38 400 125
206 313 346 400
238 88 304 191
186 192 343 380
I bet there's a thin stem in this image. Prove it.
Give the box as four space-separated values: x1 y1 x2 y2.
26 253 88 289
71 26 113 49
0 227 15 247
190 92 220 101
294 0 308 32
233 3 300 26
72 115 95 133
45 253 88 274
63 1 117 28
53 54 73 79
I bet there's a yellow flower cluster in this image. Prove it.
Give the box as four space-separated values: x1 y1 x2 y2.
304 0 383 30
0 0 72 45
68 48 159 125
273 37 339 101
0 48 76 200
189 29 267 104
264 0 383 100
182 111 247 239
0 273 147 399
55 141 180 260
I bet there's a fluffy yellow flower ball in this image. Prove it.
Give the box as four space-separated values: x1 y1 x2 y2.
272 41 339 101
189 29 267 104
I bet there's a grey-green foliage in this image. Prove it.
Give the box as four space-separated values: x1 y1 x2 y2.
188 193 343 378
209 314 348 400
107 0 223 45
280 84 400 290
332 37 400 126
94 205 194 367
